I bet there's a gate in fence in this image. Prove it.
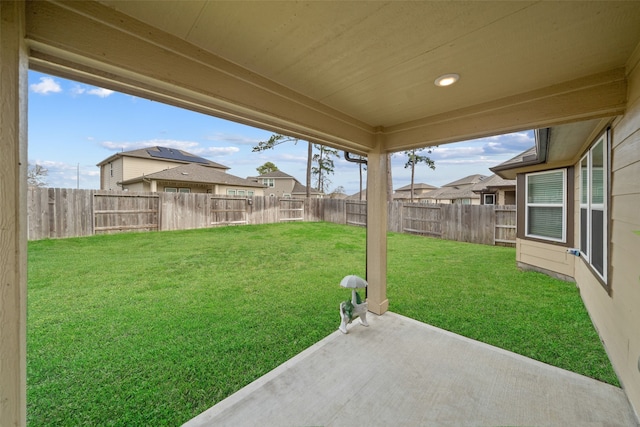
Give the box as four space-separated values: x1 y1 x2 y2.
93 192 159 234
210 197 248 226
279 199 304 222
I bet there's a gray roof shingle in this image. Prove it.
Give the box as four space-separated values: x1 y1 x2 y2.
122 163 265 187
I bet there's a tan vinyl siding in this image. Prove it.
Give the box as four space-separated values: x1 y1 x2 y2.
516 238 575 280
575 63 640 414
101 157 124 190
260 177 296 197
125 182 147 192
121 157 184 181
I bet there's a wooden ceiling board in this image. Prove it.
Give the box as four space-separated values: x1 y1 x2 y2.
35 0 638 152
98 1 640 128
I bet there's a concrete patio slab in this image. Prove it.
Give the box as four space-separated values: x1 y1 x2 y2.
183 312 638 427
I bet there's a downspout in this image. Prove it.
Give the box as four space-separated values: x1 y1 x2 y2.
344 152 368 298
344 152 367 165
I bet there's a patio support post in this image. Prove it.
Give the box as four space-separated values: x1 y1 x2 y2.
365 129 389 315
0 1 27 426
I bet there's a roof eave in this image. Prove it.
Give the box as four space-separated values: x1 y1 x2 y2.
490 128 549 179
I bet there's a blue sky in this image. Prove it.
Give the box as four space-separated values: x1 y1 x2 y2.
28 70 534 194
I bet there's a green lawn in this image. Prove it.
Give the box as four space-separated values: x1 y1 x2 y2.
27 222 617 426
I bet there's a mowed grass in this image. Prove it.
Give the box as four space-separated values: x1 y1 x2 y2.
28 222 617 426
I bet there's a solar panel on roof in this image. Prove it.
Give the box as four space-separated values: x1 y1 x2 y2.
147 146 209 164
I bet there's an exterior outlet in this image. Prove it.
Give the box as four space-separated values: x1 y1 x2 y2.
567 248 581 256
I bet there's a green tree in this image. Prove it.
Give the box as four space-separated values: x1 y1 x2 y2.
256 161 279 175
403 147 436 202
27 163 48 188
312 144 340 193
253 134 312 198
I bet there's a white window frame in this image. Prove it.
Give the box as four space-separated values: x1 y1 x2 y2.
227 189 236 196
262 178 275 188
164 187 177 193
580 131 608 282
178 188 190 193
483 194 495 205
525 169 566 243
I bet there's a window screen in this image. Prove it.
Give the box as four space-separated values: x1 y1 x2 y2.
580 132 608 282
525 170 565 241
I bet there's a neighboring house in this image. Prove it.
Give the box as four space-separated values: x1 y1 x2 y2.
424 174 487 205
346 189 367 201
247 170 322 198
393 183 438 203
123 163 265 196
470 174 516 205
491 102 640 412
97 146 265 195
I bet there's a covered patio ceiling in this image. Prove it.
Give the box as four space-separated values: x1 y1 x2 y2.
26 1 640 155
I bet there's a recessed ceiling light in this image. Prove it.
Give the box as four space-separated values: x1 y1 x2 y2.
434 73 460 87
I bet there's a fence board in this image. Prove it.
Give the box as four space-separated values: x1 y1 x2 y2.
346 201 366 227
402 203 441 237
323 198 346 224
495 205 517 246
94 191 159 234
211 197 247 226
279 199 304 222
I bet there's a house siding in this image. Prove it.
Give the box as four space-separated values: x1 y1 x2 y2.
122 157 185 181
101 157 124 190
516 238 576 281
576 63 640 415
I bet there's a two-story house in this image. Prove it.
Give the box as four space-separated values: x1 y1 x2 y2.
393 183 438 203
424 174 487 204
247 171 322 198
97 146 265 195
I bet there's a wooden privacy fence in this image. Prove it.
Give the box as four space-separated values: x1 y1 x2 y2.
27 188 516 246
346 201 517 247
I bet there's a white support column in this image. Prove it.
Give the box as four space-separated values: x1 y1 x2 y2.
0 2 27 426
366 130 389 315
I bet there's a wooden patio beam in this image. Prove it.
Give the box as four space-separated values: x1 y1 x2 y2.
25 1 376 155
0 1 28 426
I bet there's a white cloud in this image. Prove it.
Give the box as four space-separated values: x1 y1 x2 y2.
206 132 262 146
99 139 239 157
192 146 240 156
71 84 114 98
100 139 196 152
87 88 114 98
29 77 62 95
71 85 86 96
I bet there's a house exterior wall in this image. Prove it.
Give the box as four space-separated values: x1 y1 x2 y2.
500 189 516 205
101 157 124 190
100 157 186 190
125 182 147 192
513 63 640 416
515 238 576 282
575 63 640 416
218 185 265 197
122 157 185 181
260 177 294 197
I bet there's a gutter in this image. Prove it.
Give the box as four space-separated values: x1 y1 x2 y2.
490 128 550 176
